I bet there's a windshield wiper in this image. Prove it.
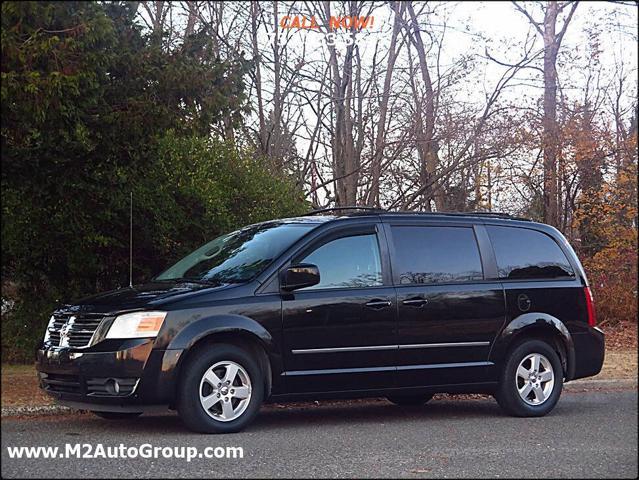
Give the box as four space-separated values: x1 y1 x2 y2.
155 277 220 286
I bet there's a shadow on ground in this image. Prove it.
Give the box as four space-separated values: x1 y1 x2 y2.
15 394 602 436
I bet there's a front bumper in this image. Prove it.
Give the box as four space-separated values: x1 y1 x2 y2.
36 339 183 411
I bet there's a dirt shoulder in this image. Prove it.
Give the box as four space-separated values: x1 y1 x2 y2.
592 323 637 381
591 350 637 381
1 365 52 409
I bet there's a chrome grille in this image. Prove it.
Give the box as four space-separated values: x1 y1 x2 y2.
47 312 104 348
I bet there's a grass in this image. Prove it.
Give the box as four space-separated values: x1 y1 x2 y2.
592 350 637 381
1 364 52 408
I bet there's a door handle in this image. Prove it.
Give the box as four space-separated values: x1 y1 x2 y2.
364 299 392 309
402 297 428 307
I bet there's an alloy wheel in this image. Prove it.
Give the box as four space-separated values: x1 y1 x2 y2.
515 353 555 406
199 360 252 422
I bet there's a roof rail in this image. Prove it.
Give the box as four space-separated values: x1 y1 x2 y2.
386 211 532 221
302 206 385 216
301 207 531 221
450 211 531 221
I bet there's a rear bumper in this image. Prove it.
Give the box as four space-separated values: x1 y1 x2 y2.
570 326 605 380
35 340 183 411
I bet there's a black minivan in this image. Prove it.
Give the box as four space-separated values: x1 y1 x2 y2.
36 209 605 433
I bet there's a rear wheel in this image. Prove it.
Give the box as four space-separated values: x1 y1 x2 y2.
177 343 264 434
386 393 433 406
92 411 142 420
495 339 563 417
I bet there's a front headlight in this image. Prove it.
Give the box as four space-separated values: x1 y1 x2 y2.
43 315 55 343
106 311 167 339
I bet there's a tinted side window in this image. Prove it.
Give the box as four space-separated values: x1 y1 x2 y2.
391 226 483 284
299 234 382 289
487 226 574 279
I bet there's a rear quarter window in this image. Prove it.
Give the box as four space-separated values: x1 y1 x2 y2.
487 226 574 279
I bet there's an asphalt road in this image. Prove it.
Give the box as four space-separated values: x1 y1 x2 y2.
2 389 637 479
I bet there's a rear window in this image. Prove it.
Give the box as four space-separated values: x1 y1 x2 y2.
487 226 574 279
391 226 483 284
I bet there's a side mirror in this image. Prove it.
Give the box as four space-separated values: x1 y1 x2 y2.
281 263 320 291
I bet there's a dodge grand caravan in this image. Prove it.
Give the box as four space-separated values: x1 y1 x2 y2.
36 209 605 433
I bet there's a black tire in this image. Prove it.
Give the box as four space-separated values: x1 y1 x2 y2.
386 393 434 406
495 339 563 417
92 411 142 420
177 343 264 434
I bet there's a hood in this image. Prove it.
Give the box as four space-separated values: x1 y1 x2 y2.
65 280 235 314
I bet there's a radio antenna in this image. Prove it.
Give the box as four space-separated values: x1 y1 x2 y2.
129 191 133 288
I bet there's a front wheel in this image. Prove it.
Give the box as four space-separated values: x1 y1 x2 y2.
495 339 563 417
177 343 264 434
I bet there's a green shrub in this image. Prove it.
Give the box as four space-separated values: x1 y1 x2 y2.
1 133 308 363
1 2 308 362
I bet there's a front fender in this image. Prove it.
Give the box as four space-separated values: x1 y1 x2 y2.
489 312 576 380
153 314 280 405
166 314 275 353
166 314 281 380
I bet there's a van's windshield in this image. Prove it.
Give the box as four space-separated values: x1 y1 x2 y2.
155 222 315 285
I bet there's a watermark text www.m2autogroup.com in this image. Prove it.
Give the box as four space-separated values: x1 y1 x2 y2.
6 443 244 462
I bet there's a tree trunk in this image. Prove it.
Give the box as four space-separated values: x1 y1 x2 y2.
184 1 197 37
406 3 440 211
251 2 266 155
542 1 560 227
271 1 283 167
325 1 358 206
368 3 403 207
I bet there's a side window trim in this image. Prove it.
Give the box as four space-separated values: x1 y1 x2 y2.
289 223 389 290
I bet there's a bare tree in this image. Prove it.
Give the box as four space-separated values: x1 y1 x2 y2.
514 0 579 227
405 2 441 211
132 1 636 228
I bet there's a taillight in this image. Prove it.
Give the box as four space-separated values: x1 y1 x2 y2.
584 286 597 327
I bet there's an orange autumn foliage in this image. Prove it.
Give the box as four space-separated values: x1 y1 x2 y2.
574 168 638 326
